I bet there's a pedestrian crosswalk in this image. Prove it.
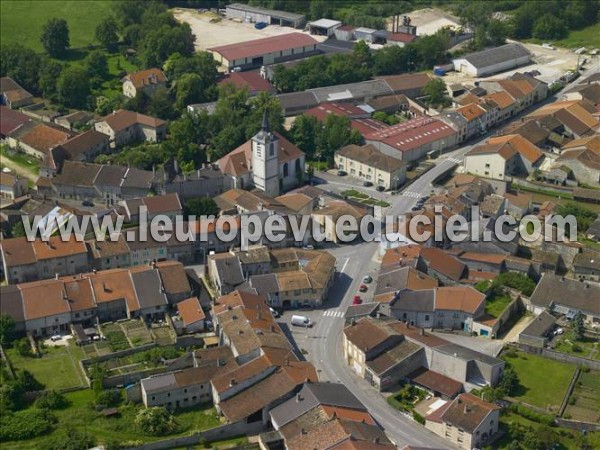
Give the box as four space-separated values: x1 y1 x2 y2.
447 157 462 164
323 309 345 318
402 191 422 199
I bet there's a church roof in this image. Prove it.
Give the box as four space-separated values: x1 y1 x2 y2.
217 131 304 178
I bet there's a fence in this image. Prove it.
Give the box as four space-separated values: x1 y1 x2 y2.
126 420 265 450
558 367 580 417
516 343 600 370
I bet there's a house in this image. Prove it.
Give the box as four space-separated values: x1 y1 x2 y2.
464 134 544 181
452 43 530 77
87 234 131 271
54 110 94 131
176 297 206 333
555 136 600 186
572 249 600 282
7 121 74 159
525 100 600 139
502 191 532 219
343 317 424 391
528 273 600 324
207 253 245 296
1 76 33 109
479 73 548 113
0 235 89 284
217 113 305 196
563 82 600 107
208 33 317 71
158 163 226 200
425 393 500 449
94 109 166 148
417 247 468 285
455 103 491 139
586 216 600 241
120 193 183 222
218 72 276 96
41 130 110 176
0 173 28 200
335 144 407 190
311 202 365 244
365 116 458 162
141 364 226 409
122 68 167 98
1 106 31 139
518 310 556 348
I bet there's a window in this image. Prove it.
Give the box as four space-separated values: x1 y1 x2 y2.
283 162 289 177
484 171 489 176
485 163 490 168
151 396 155 401
269 143 275 157
425 314 430 321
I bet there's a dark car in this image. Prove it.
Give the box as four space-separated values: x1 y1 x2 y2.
363 181 373 187
411 205 421 211
353 295 362 305
375 185 385 192
254 22 268 29
337 170 347 176
82 200 94 207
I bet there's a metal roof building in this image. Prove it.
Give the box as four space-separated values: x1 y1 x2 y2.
452 43 531 77
225 3 305 28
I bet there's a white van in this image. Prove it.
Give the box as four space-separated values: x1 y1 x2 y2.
291 315 312 327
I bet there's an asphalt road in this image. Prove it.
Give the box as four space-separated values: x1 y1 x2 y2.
278 64 600 449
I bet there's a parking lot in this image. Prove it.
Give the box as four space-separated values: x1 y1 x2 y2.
172 8 327 52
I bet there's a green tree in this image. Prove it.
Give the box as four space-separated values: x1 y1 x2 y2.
0 314 15 345
353 40 373 68
57 67 90 109
38 58 63 100
572 313 585 341
40 18 70 58
135 407 178 436
0 382 25 413
95 16 120 51
84 50 109 82
413 32 449 70
497 365 519 396
174 73 208 110
0 44 41 94
113 0 146 28
34 390 69 410
148 88 176 120
184 197 220 219
487 19 508 46
423 78 450 108
532 14 568 40
317 114 362 161
555 203 597 234
16 369 45 392
141 24 195 68
509 2 538 39
290 114 319 158
46 427 94 450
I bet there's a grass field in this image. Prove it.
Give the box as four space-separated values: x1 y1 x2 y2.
554 23 600 50
6 343 87 390
502 350 576 411
485 294 512 318
2 389 221 449
0 0 113 52
564 369 600 423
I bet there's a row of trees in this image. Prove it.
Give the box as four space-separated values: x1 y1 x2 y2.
273 33 450 93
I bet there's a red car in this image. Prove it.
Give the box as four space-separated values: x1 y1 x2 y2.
359 284 368 292
353 295 362 305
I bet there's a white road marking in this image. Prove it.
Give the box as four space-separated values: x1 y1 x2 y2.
323 310 345 318
401 191 422 198
340 258 349 273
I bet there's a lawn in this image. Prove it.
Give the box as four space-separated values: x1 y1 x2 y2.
564 369 600 423
0 0 114 52
502 350 576 411
485 293 512 318
553 23 600 50
1 145 40 175
554 335 600 360
2 389 222 449
5 343 87 390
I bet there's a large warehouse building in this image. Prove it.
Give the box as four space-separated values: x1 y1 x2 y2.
225 3 306 28
452 43 531 77
208 33 319 71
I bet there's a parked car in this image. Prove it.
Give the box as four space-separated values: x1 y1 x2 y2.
255 22 268 29
362 275 373 284
337 170 347 176
82 200 94 207
363 181 373 187
353 295 362 305
554 327 564 335
359 284 368 292
376 185 385 192
291 315 312 327
50 334 62 342
411 205 421 211
269 307 280 318
303 245 315 250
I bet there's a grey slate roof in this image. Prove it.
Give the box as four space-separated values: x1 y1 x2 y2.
130 270 168 309
520 311 555 338
529 273 600 315
0 285 25 323
573 249 600 272
462 43 530 69
250 273 280 296
391 289 435 312
277 91 319 114
308 79 393 103
436 343 504 367
213 255 245 288
345 303 379 320
141 373 176 394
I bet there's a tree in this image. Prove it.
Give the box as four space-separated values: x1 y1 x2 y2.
509 2 538 39
572 313 584 341
38 58 63 100
135 407 178 436
84 50 109 82
317 114 362 161
56 67 90 109
532 14 568 40
184 197 220 219
174 73 208 110
40 18 70 58
423 78 451 108
412 32 449 70
353 40 373 68
497 365 519 396
16 369 45 392
46 427 94 450
95 17 119 51
0 314 15 345
148 88 176 120
487 19 508 46
141 24 195 68
0 44 41 94
290 114 319 158
34 390 69 410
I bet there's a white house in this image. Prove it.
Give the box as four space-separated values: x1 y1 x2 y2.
452 43 531 77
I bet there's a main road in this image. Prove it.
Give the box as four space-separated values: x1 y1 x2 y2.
284 63 600 449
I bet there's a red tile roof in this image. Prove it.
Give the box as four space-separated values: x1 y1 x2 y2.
209 33 318 61
218 72 275 93
177 296 205 326
305 102 367 121
388 32 417 43
124 68 166 89
0 106 30 136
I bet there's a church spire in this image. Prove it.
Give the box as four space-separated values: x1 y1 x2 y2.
261 109 269 132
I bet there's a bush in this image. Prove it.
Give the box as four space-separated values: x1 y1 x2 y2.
34 390 69 410
95 389 122 408
413 411 425 425
571 344 583 353
568 396 577 405
0 408 57 440
510 404 555 426
135 407 178 436
46 427 94 450
16 338 32 357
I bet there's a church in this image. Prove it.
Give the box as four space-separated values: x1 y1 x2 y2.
217 112 305 197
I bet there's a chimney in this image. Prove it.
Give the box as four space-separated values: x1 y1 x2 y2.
229 378 236 387
55 273 59 280
296 393 302 402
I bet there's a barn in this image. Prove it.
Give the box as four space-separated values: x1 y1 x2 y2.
308 18 342 37
225 3 305 28
452 43 531 77
208 33 319 71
